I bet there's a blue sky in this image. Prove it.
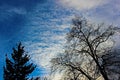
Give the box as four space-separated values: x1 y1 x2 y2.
0 0 120 80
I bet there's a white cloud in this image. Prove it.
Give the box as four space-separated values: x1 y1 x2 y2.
23 4 75 71
59 0 108 10
82 0 120 26
31 43 65 68
51 73 63 80
23 7 70 69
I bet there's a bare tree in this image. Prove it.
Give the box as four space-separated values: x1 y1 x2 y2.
102 49 120 80
51 17 118 80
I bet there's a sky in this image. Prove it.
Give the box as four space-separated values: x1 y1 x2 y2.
0 0 120 80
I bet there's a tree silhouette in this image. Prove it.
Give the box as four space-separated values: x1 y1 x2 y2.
102 49 120 80
3 43 39 80
51 16 119 80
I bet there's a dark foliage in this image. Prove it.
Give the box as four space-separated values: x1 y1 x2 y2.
3 43 38 80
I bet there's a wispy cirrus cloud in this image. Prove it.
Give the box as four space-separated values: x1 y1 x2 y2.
59 0 108 10
7 7 27 15
18 3 76 78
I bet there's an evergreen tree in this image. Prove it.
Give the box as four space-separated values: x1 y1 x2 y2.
3 43 39 80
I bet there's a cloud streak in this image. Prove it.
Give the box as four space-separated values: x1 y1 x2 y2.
59 0 108 10
22 1 72 70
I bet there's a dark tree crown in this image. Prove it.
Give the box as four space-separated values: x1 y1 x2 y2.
3 43 38 80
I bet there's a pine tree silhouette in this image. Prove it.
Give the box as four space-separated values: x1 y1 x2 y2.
3 43 39 80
